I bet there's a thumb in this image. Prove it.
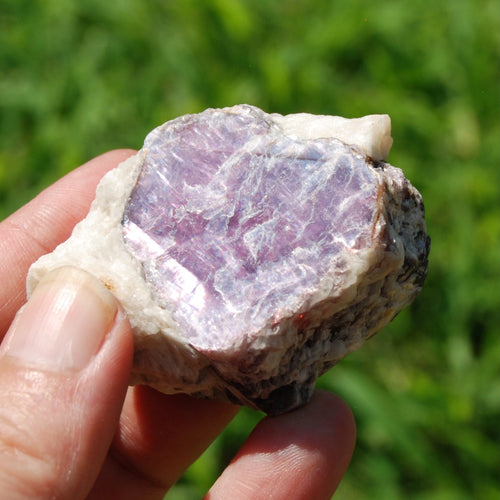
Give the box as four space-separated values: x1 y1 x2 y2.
0 266 133 499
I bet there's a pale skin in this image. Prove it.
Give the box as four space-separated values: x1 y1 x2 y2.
0 150 356 499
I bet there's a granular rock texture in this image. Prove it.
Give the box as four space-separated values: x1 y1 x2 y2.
27 105 430 414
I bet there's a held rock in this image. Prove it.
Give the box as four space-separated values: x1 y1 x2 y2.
27 105 430 414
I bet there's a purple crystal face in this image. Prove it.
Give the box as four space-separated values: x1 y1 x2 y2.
122 106 380 353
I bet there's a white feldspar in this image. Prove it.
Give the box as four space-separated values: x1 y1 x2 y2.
271 112 393 161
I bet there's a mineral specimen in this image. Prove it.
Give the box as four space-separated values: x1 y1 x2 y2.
27 105 430 415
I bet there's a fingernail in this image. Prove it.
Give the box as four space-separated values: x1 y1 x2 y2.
1 266 117 372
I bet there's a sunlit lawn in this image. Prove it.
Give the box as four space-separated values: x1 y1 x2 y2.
1 1 498 498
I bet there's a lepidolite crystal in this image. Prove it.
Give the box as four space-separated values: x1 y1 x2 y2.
27 105 430 414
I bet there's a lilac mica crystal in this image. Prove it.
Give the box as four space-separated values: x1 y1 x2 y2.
121 105 429 414
123 107 378 350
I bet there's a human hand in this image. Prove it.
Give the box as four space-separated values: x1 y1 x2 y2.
0 150 356 499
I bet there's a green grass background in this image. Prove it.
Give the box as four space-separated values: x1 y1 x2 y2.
1 1 499 498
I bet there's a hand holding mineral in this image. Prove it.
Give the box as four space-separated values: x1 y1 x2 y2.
0 150 355 498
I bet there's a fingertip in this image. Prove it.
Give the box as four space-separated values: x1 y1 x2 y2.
1 267 119 372
305 390 357 475
308 390 357 447
83 149 138 171
253 390 356 483
208 391 356 500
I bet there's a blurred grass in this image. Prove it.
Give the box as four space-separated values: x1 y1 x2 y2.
1 0 499 498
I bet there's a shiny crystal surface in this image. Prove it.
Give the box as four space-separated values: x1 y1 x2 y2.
122 106 381 352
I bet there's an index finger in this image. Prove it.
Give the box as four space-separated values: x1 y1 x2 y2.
0 149 137 338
